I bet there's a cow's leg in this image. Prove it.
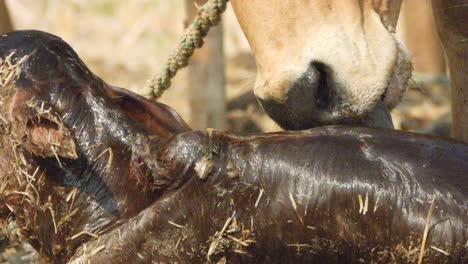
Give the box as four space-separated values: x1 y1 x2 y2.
0 0 12 34
432 0 468 143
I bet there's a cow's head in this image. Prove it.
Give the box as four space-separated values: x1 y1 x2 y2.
232 0 411 130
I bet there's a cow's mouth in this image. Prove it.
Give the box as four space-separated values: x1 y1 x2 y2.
366 43 411 129
362 100 394 129
380 87 389 104
380 41 412 109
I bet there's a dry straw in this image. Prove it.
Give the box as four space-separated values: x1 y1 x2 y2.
0 52 37 241
0 52 27 89
1 51 76 257
417 196 436 264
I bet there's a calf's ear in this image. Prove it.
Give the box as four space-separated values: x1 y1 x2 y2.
103 85 191 138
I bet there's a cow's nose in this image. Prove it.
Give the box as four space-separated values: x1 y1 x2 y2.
257 62 339 130
307 62 332 110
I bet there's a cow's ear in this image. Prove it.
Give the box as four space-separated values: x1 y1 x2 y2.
6 89 77 161
102 85 191 138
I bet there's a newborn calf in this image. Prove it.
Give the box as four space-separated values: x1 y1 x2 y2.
0 31 466 263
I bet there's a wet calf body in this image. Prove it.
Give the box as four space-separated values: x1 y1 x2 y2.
0 31 467 263
70 128 467 263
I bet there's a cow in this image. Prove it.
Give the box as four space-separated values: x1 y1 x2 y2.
0 31 467 263
231 0 468 143
230 0 410 130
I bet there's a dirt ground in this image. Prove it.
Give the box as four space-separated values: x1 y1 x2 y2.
0 1 452 263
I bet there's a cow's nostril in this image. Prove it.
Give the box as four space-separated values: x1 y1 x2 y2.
313 62 331 110
257 62 337 130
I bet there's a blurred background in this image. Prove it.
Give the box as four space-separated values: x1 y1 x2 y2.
0 0 451 134
0 1 453 262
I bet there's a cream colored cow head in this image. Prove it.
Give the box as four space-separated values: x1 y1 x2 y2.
232 0 411 129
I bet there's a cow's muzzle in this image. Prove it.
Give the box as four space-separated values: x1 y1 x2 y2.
257 62 394 130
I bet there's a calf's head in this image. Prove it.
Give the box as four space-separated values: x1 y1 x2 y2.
0 30 191 262
232 0 411 129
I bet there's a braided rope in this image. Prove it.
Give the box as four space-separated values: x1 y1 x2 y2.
147 0 229 99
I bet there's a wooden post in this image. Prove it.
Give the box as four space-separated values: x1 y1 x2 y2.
432 0 468 143
0 0 13 34
399 1 445 75
185 0 226 130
